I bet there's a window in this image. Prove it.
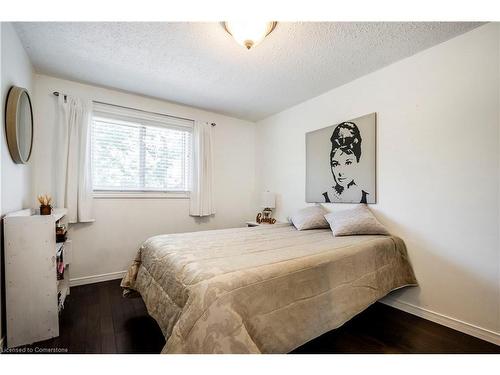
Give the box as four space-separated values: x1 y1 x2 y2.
91 103 192 196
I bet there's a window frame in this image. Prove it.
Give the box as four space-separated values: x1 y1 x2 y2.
91 103 193 199
93 190 190 199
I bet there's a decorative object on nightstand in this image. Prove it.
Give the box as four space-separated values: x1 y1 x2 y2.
256 191 276 224
37 194 53 215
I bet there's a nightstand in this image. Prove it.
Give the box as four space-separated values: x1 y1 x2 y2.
246 221 290 227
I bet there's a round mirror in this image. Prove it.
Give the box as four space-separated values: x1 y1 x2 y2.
5 86 33 164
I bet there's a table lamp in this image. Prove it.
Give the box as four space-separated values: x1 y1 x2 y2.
257 191 276 224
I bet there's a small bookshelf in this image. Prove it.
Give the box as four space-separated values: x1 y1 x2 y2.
3 208 71 348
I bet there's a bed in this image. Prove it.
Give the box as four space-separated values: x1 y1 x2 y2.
121 224 417 353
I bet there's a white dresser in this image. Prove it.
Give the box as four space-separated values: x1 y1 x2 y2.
3 208 72 348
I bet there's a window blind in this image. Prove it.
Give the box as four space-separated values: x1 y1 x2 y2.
91 104 193 192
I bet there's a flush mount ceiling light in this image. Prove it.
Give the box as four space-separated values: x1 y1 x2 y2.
223 21 277 50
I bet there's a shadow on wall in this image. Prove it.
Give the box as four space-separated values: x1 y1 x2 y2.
193 215 215 225
376 209 498 331
68 212 217 231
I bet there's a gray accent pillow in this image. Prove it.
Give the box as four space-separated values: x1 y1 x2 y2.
324 204 390 236
290 206 330 231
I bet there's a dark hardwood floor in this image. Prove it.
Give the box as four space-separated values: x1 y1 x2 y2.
11 280 500 354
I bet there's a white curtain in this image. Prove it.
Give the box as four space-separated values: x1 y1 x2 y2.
189 121 215 217
55 94 94 223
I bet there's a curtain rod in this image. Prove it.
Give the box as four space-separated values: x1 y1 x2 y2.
52 91 216 126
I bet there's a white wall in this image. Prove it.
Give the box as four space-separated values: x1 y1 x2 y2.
256 23 500 338
1 23 33 215
1 22 34 346
32 74 256 281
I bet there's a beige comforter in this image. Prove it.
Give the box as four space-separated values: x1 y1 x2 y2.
121 225 417 354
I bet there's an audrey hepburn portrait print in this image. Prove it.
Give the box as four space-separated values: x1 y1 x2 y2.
305 113 376 204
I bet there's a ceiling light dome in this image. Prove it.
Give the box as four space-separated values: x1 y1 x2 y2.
223 21 277 50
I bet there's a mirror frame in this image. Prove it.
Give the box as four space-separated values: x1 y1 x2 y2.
5 86 34 164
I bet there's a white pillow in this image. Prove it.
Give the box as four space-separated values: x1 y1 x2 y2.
290 206 330 231
324 204 390 236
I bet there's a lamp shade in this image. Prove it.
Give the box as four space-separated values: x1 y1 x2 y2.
223 21 277 50
261 191 276 209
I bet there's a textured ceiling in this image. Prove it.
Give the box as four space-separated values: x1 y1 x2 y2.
14 22 482 121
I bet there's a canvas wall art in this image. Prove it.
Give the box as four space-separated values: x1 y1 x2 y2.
306 113 376 204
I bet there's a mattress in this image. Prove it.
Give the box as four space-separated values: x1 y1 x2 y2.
121 225 417 353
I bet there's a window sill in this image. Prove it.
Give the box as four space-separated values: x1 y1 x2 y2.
93 191 190 199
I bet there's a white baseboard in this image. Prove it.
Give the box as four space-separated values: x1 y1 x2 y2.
381 296 500 346
70 270 126 287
